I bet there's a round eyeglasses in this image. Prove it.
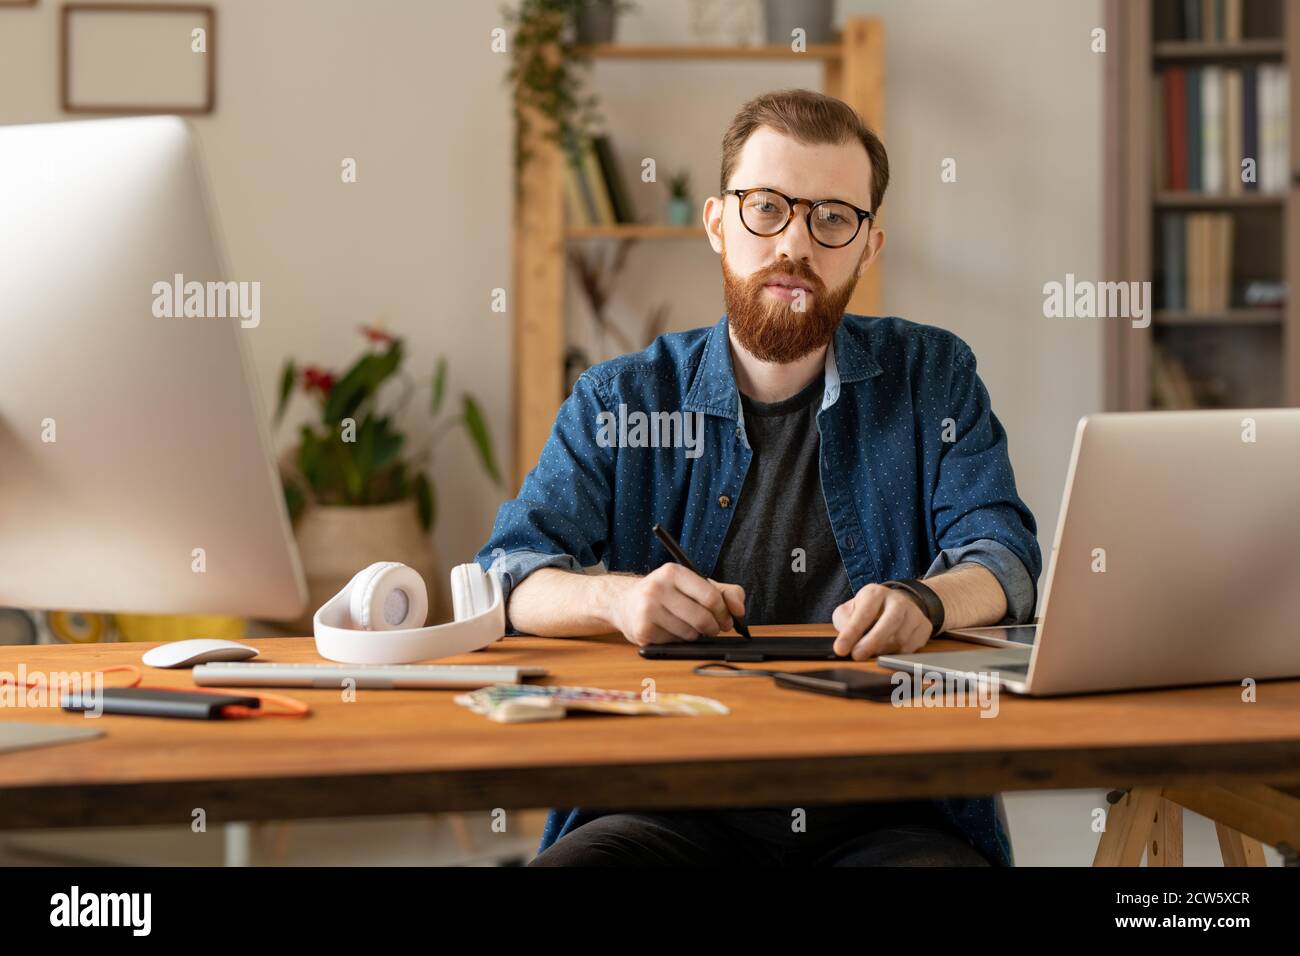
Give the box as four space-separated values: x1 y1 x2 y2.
724 187 874 249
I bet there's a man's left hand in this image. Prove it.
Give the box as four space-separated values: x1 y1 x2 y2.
831 583 933 660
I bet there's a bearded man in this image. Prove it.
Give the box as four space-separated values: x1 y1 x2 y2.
477 88 1041 867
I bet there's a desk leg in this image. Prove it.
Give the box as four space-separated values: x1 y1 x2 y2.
1148 799 1184 867
1093 787 1161 866
1214 822 1268 867
1094 784 1300 867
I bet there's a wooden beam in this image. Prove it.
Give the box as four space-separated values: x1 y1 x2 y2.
1215 822 1269 866
511 34 567 491
1163 782 1300 856
1093 786 1161 866
1148 798 1184 866
578 42 843 61
1104 0 1154 411
1286 0 1300 404
840 17 884 318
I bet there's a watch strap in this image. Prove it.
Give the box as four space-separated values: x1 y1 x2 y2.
882 578 945 639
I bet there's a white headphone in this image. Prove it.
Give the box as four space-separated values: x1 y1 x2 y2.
313 562 505 664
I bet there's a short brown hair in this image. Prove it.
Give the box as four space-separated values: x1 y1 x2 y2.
719 88 889 214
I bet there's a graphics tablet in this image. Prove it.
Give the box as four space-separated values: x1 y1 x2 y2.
639 636 842 662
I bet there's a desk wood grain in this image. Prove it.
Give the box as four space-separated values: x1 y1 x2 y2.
2 626 1299 830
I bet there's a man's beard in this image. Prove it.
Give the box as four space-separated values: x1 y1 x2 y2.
721 249 861 364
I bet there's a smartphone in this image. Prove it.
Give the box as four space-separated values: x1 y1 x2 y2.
772 668 900 701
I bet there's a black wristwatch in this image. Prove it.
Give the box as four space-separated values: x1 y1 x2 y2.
882 578 945 639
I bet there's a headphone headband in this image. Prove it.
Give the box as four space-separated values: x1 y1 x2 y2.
313 562 504 664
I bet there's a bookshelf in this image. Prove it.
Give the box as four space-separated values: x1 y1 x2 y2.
509 17 884 489
1105 0 1300 411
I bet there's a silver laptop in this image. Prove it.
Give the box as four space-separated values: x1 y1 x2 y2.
879 410 1300 696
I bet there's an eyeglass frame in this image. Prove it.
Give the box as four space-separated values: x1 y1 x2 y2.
723 186 875 249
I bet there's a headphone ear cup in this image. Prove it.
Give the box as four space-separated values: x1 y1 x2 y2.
349 562 403 629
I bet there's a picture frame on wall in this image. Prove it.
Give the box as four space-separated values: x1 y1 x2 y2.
61 3 216 114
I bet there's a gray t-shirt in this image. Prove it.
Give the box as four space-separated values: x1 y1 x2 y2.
710 373 854 624
705 372 949 842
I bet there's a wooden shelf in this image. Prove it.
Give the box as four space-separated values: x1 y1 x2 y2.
1153 38 1286 60
577 42 843 62
1154 308 1285 325
1154 191 1285 207
566 224 706 240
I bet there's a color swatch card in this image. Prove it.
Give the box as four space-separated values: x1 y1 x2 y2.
454 684 729 723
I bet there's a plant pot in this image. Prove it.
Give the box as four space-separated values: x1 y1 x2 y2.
282 499 448 637
666 197 693 226
576 0 618 43
763 0 835 45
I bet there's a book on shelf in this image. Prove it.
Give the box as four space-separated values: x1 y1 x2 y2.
1225 67 1242 195
1167 0 1243 42
562 130 597 226
591 135 635 225
1154 64 1288 194
1162 212 1186 310
1259 64 1289 192
561 131 636 228
1187 67 1203 189
1202 66 1223 191
1164 68 1188 189
1163 211 1233 312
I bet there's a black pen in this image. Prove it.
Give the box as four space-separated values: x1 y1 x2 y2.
651 523 753 641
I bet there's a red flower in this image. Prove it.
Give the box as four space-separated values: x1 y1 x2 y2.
360 324 397 346
302 366 335 395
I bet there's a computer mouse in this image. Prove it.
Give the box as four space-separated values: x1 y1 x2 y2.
141 638 259 669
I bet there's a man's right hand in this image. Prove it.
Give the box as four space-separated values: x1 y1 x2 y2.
599 564 747 647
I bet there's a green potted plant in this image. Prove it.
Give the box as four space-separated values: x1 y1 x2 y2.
666 169 693 226
575 0 620 42
274 324 500 632
504 0 638 194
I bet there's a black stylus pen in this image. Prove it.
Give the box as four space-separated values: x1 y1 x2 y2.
651 523 753 641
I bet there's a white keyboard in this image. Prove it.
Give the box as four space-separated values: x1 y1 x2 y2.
192 661 548 689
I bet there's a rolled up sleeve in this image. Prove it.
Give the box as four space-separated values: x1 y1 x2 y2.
923 538 1036 625
927 341 1042 624
474 371 616 635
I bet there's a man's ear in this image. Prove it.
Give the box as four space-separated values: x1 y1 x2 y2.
703 195 725 254
856 225 885 278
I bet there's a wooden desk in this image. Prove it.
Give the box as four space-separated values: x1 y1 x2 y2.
2 626 1298 865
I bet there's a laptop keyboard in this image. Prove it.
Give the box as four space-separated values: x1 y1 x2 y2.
994 662 1030 674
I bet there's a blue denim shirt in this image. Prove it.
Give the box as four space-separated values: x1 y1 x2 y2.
476 313 1042 866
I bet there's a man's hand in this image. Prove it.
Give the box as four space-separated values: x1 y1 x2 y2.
599 565 747 647
831 583 932 660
